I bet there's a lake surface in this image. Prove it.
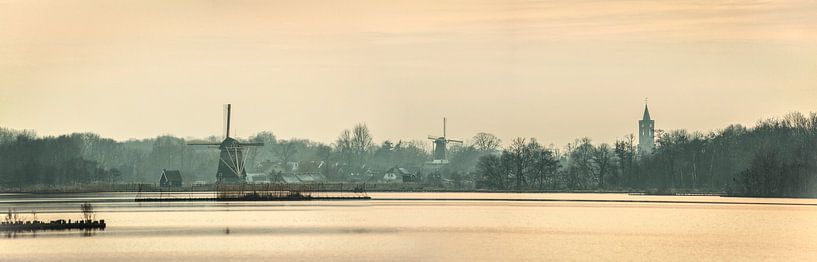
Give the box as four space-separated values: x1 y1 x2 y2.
1 192 816 261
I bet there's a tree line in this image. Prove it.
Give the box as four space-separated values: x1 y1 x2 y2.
0 124 431 187
470 112 817 197
2 112 816 197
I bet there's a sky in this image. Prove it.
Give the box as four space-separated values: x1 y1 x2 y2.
1 0 815 147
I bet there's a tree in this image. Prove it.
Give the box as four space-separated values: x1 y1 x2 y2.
476 154 505 189
393 140 430 167
247 131 278 168
529 144 560 190
250 131 277 146
614 134 636 187
508 137 529 190
446 144 480 173
351 123 373 168
80 202 95 221
591 143 614 188
565 137 595 190
372 140 395 170
276 140 299 165
472 132 502 152
335 129 353 167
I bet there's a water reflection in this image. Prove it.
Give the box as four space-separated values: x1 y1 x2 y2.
0 193 815 261
4 228 103 239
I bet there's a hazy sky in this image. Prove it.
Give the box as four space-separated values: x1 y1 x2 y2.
1 0 815 146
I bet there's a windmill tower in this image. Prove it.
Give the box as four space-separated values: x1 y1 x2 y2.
189 104 263 183
428 117 463 164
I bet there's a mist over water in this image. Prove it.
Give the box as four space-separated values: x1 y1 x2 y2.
2 193 816 261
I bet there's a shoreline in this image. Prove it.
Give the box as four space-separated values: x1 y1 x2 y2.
2 187 816 199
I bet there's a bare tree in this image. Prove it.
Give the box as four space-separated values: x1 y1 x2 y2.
476 154 505 189
351 123 373 168
508 137 528 190
530 145 560 190
614 134 636 187
566 137 595 189
591 143 614 188
247 131 277 168
276 140 298 165
471 132 502 152
80 202 94 221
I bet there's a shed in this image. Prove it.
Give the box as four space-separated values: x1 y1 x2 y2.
159 169 183 187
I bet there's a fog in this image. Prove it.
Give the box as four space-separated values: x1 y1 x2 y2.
1 0 816 146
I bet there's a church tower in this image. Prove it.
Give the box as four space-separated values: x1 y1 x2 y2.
638 103 655 155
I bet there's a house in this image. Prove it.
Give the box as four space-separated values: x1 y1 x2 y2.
383 167 417 183
276 174 301 184
159 169 183 187
247 173 270 184
270 172 326 184
302 173 327 183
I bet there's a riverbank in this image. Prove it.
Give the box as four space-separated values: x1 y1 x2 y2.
2 184 815 199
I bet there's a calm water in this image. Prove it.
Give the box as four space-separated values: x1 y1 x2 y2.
1 192 816 261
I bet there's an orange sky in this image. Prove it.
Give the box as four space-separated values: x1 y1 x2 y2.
1 0 815 146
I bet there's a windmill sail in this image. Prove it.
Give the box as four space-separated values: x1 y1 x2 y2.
223 104 231 139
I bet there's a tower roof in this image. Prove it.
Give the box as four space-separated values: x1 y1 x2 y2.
642 104 651 120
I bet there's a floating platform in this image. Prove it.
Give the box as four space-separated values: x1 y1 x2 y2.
631 192 724 196
1 219 106 232
135 195 371 202
135 183 371 202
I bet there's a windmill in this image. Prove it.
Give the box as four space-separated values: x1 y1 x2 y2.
428 117 462 163
188 104 263 183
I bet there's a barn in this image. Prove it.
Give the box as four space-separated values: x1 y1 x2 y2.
159 169 183 187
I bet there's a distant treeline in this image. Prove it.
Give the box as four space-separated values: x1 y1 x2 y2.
0 124 430 187
2 112 816 197
475 112 817 197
